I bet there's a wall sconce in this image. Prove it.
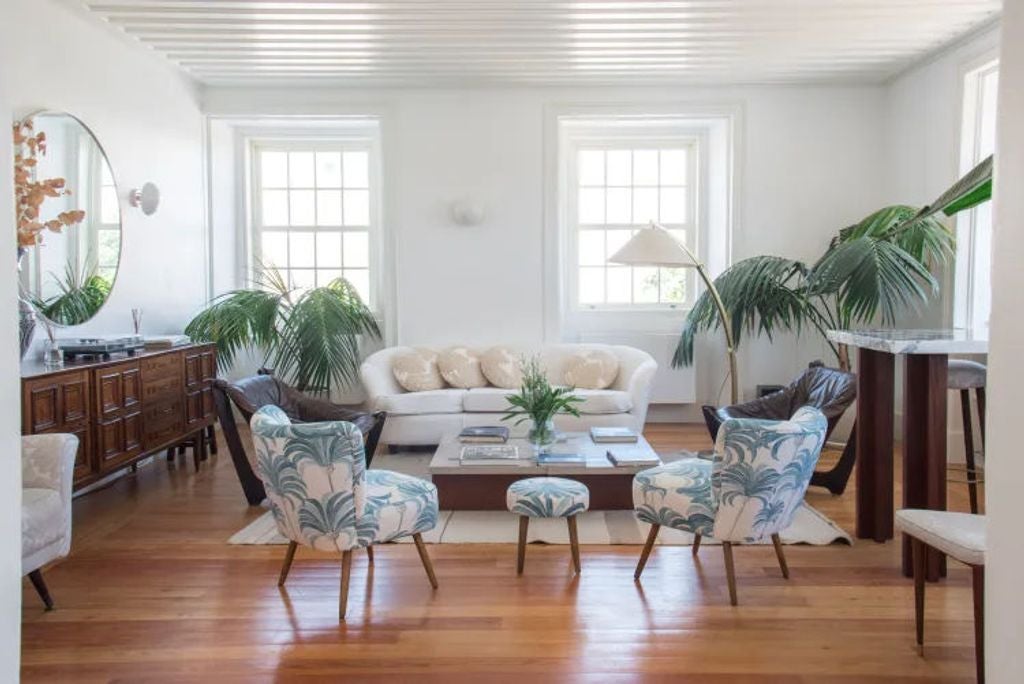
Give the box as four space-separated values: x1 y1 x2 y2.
129 182 160 215
450 200 484 226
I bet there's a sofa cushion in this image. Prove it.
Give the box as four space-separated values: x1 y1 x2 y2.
392 348 446 392
22 488 64 557
480 346 523 389
563 349 620 389
438 347 488 388
375 389 467 415
463 387 632 414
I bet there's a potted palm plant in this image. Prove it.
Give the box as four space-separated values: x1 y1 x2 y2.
185 269 381 394
502 357 584 453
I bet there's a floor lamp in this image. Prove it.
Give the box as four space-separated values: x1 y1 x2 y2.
609 221 740 405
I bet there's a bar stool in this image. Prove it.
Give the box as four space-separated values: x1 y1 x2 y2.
947 360 986 514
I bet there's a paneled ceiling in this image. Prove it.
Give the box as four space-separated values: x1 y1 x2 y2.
76 0 1002 87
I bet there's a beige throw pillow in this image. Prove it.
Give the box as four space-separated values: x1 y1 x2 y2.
437 346 488 388
480 346 523 389
392 349 445 392
563 350 620 390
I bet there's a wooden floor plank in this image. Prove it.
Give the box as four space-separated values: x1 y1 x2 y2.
21 424 981 682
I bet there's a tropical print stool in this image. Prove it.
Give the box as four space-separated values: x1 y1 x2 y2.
506 477 590 575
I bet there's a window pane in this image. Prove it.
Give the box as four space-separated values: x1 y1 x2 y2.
606 150 631 185
343 231 369 268
288 152 315 187
100 186 119 224
101 163 113 186
291 269 316 291
344 269 370 302
344 151 369 188
660 267 686 303
289 231 316 268
316 232 342 267
579 267 605 304
634 266 659 303
578 150 604 186
633 150 658 185
578 230 605 265
606 188 631 223
632 188 658 224
578 188 605 224
289 190 315 226
344 189 370 225
317 268 342 287
659 189 686 223
316 190 342 225
606 229 633 259
261 231 288 268
260 151 288 188
660 149 687 185
97 230 119 268
607 267 631 304
316 152 342 188
262 190 289 226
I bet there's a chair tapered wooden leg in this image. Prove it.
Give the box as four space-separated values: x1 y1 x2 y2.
567 515 581 574
722 542 738 606
912 537 926 652
412 533 438 589
339 549 353 621
278 541 298 587
27 570 53 611
517 516 529 575
635 524 660 580
366 544 374 564
960 389 980 514
972 564 985 684
207 423 218 455
771 533 789 579
976 387 986 447
692 533 702 556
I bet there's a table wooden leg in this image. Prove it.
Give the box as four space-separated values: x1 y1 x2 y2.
902 354 948 581
855 348 895 541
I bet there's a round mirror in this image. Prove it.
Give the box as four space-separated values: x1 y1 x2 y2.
14 111 121 327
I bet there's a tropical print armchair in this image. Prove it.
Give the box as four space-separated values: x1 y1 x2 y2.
632 406 827 605
250 405 439 620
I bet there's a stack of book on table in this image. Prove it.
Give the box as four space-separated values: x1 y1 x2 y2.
458 426 510 443
590 427 639 443
458 444 524 465
605 447 661 468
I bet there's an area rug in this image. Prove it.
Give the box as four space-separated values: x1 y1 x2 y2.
229 453 852 547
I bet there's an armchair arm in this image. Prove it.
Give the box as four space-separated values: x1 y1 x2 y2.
22 434 77 493
624 358 658 429
359 348 407 408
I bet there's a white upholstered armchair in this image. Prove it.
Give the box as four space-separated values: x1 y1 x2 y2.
632 407 828 605
22 433 78 610
249 406 440 621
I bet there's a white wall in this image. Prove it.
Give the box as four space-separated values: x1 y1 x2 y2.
204 84 887 407
987 1 1024 679
4 0 208 351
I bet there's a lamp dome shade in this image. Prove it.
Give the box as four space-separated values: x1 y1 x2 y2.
607 222 696 268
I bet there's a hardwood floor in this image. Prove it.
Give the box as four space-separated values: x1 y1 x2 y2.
21 424 982 682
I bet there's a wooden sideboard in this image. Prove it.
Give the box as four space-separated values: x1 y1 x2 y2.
21 343 217 490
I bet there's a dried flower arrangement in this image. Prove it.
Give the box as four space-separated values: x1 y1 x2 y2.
13 118 85 249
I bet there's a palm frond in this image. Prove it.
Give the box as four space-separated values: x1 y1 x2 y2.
184 287 287 370
830 204 954 269
33 260 112 326
673 256 807 367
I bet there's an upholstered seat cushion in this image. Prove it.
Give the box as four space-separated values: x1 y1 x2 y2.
363 470 440 544
462 387 633 414
22 488 64 557
947 359 987 390
632 458 716 536
895 509 986 566
375 389 467 415
507 477 590 517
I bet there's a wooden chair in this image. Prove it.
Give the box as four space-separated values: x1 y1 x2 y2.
249 405 438 621
947 360 986 513
895 509 986 683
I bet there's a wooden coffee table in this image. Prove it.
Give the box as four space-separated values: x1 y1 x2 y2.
428 432 672 510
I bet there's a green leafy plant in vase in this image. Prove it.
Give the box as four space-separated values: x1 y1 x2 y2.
501 356 583 454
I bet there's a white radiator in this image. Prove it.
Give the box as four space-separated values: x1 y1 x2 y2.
578 331 696 404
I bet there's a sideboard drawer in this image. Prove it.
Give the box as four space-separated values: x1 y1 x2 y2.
143 398 184 449
142 374 183 403
141 353 184 383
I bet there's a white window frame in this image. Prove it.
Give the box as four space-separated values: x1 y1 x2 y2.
245 132 383 311
954 54 999 331
562 123 706 312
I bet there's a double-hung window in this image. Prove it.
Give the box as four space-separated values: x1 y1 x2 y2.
250 140 377 306
566 128 699 309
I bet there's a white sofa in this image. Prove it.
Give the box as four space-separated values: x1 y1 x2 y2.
360 344 657 446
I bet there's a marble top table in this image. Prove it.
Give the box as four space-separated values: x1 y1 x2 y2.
826 328 988 581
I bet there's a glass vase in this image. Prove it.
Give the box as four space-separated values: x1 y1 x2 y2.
42 338 63 369
527 418 557 455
